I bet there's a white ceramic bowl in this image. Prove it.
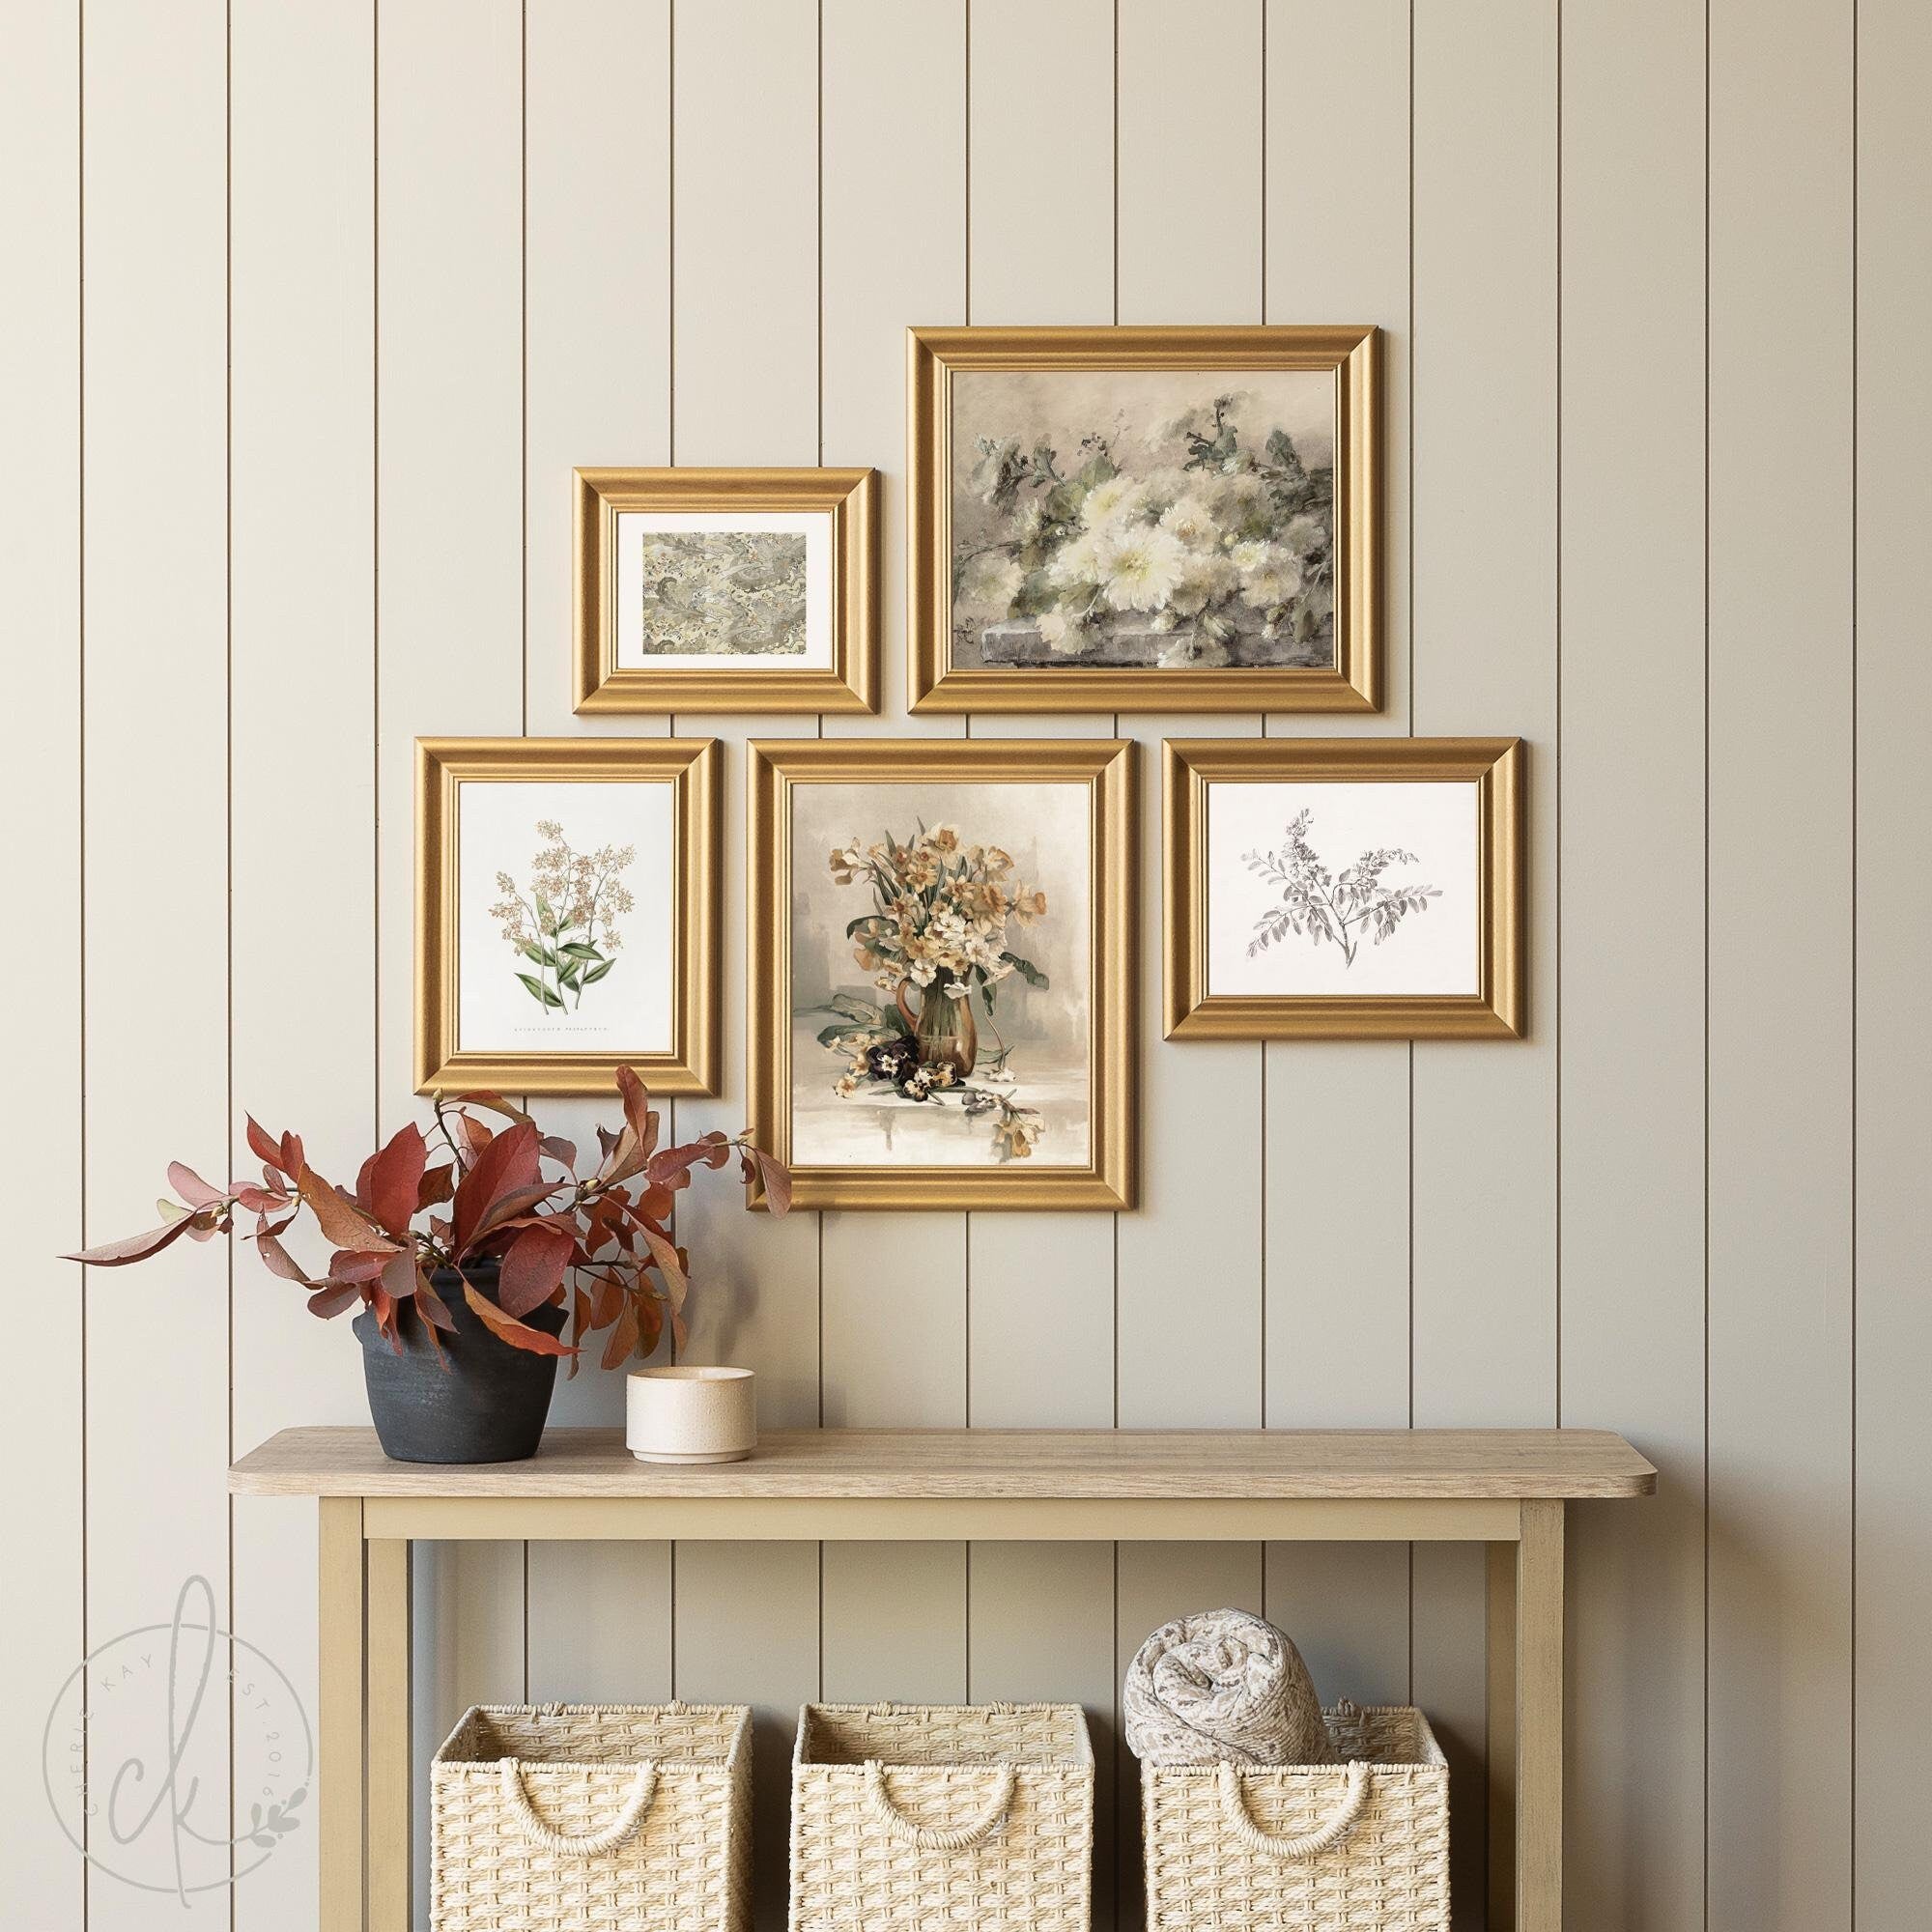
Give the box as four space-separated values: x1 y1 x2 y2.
626 1365 757 1464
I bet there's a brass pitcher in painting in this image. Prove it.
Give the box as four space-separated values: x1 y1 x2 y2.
896 971 979 1077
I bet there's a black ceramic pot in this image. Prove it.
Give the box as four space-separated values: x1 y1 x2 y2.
352 1263 565 1464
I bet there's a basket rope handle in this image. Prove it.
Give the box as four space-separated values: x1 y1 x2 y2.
497 1758 658 1858
861 1760 1016 1852
1217 1759 1371 1861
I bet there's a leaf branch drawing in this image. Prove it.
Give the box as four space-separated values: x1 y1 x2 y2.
489 820 636 1016
1244 809 1440 967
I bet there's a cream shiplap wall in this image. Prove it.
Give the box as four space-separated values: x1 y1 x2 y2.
4 3 1923 1929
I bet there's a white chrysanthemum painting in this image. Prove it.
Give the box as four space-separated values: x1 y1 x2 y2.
950 365 1337 672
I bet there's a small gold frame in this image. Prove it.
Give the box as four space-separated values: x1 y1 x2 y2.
574 467 880 714
747 737 1139 1210
1165 737 1524 1039
416 736 722 1095
908 324 1380 715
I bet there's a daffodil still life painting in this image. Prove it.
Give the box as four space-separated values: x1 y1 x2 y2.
949 366 1336 672
786 779 1094 1169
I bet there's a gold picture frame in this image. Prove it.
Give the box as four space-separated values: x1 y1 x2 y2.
748 737 1139 1209
416 736 721 1095
1165 737 1524 1038
908 324 1380 714
574 467 880 714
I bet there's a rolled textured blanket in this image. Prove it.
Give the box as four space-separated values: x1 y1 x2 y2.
1123 1607 1335 1766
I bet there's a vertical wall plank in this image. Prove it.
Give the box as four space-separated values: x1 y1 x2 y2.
1 4 81 1924
961 8 1121 1915
1854 2 1932 1922
1707 3 1856 1929
519 0 677 1713
1259 0 1413 1719
228 5 375 1926
80 5 231 1923
1115 7 1264 1926
817 0 973 1746
1411 4 1558 1919
375 4 527 1913
1557 0 1708 1925
666 9 826 1922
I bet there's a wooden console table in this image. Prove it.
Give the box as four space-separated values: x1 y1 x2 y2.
231 1425 1654 1932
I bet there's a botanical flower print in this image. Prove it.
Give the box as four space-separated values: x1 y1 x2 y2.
636 530 807 656
1244 810 1439 967
809 824 1050 1161
488 821 636 1015
951 373 1336 671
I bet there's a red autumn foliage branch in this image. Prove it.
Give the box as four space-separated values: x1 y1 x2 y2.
64 1067 791 1368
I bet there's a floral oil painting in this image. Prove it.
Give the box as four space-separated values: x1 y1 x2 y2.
748 739 1136 1209
789 781 1092 1169
951 366 1337 673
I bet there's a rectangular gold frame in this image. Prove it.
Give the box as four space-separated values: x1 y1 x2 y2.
908 325 1380 714
574 467 880 714
1165 737 1524 1038
415 736 722 1095
748 738 1139 1209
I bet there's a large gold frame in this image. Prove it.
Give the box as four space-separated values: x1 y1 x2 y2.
1165 737 1524 1039
415 737 722 1095
747 738 1139 1209
574 467 880 714
908 325 1380 715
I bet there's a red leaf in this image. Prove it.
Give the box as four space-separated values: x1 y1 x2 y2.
614 1066 661 1159
232 1183 289 1215
413 1269 457 1332
306 1283 361 1320
468 1181 562 1245
461 1279 579 1358
64 1217 198 1266
370 1283 402 1351
461 1091 532 1126
167 1161 226 1209
245 1116 287 1176
454 1113 494 1164
498 1221 575 1318
600 1296 640 1371
281 1131 306 1179
329 1248 395 1285
451 1122 540 1252
380 1251 419 1301
637 1291 665 1359
417 1163 456 1209
367 1123 427 1237
632 1214 689 1307
254 1232 313 1284
298 1167 402 1255
753 1149 792 1217
539 1135 578 1172
645 1134 731 1191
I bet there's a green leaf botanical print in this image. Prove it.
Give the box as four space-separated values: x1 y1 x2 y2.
636 530 808 656
1244 810 1440 968
490 820 636 1018
952 390 1335 672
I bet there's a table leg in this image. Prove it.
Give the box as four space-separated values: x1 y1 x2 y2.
1514 1499 1565 1931
1487 1540 1520 1932
367 1538 412 1930
318 1498 366 1932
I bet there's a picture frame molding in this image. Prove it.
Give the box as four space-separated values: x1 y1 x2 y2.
415 735 723 1095
907 324 1381 715
1164 735 1524 1039
747 736 1140 1210
574 466 880 715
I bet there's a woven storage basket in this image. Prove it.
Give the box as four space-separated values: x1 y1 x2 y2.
431 1701 752 1932
789 1701 1094 1932
1142 1700 1449 1931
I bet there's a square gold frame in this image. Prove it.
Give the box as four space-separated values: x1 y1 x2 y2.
416 736 722 1095
574 467 880 714
908 324 1380 715
748 738 1139 1209
1165 737 1524 1039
